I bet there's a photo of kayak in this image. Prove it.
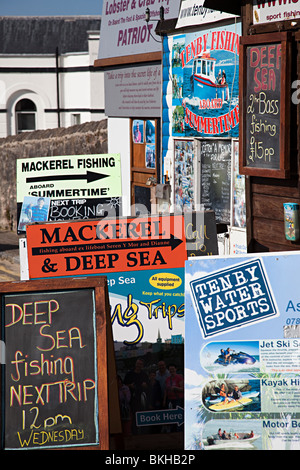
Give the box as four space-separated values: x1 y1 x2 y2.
209 397 253 412
205 390 260 405
202 379 261 413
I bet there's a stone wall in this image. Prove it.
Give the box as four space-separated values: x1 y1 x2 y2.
0 119 107 231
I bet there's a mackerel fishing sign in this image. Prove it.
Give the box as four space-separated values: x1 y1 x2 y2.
16 154 122 232
26 215 187 279
17 154 121 199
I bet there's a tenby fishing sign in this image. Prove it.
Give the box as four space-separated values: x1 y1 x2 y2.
171 21 241 138
26 215 186 279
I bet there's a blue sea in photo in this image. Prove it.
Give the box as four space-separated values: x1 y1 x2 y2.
172 29 240 138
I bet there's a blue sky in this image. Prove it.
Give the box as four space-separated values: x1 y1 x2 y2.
1 0 103 16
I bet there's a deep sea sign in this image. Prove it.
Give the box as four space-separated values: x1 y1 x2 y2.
189 258 278 338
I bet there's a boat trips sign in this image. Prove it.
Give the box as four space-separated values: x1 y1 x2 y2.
171 22 241 138
26 215 187 279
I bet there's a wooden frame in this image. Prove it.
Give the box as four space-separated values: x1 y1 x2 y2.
0 277 113 451
130 118 159 214
239 32 291 178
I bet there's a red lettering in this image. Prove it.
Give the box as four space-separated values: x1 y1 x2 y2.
212 117 219 134
250 47 260 67
276 44 281 69
184 106 239 134
260 46 267 66
268 45 275 67
250 44 281 69
186 44 192 63
254 68 261 92
254 67 277 92
261 68 268 90
224 32 233 52
269 68 276 91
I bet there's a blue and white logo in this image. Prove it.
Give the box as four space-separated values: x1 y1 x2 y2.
189 258 278 338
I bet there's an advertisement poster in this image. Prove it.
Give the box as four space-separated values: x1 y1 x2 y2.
253 0 300 24
108 268 184 440
176 0 236 29
174 140 195 212
24 214 188 448
16 154 122 233
185 253 300 450
105 64 161 118
98 0 181 62
26 215 186 279
232 139 246 228
171 21 241 138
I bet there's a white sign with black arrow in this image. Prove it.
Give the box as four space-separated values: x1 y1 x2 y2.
16 154 122 232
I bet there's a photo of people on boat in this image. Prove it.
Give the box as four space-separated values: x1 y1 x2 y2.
203 419 262 450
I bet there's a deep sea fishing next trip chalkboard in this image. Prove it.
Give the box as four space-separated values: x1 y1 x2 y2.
0 277 111 450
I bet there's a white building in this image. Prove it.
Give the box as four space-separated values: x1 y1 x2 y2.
0 16 105 138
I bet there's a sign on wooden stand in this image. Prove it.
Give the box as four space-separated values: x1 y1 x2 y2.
0 277 119 450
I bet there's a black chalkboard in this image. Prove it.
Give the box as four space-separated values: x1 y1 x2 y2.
184 211 218 257
1 278 113 450
245 43 281 170
239 32 291 178
200 140 231 224
134 185 151 215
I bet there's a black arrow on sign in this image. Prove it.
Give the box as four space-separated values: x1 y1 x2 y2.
26 171 109 184
31 235 184 256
